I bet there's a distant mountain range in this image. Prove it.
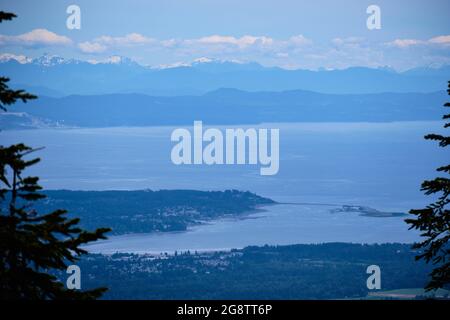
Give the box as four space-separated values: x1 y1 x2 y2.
1 54 449 96
3 89 446 128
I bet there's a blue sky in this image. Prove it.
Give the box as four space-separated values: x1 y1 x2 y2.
0 0 449 70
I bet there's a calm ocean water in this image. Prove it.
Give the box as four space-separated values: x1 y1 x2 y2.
1 122 447 252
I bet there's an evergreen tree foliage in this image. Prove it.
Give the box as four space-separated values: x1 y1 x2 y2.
0 11 110 300
406 81 450 291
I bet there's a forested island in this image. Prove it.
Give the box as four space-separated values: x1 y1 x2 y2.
331 205 406 217
33 189 275 235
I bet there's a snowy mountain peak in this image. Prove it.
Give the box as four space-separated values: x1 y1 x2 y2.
192 57 216 64
0 53 140 67
0 53 32 64
192 57 245 65
153 57 262 71
32 54 68 66
87 55 139 66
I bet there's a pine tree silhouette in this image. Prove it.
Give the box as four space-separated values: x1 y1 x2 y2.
0 11 111 299
406 81 450 291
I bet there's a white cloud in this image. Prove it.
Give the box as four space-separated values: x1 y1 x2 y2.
95 33 154 46
160 39 178 48
0 29 72 47
386 35 450 48
429 35 450 45
288 35 312 46
78 33 155 53
73 32 449 70
276 52 289 58
386 39 423 48
332 37 364 46
4 30 448 71
76 33 313 58
79 42 107 53
194 35 274 47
